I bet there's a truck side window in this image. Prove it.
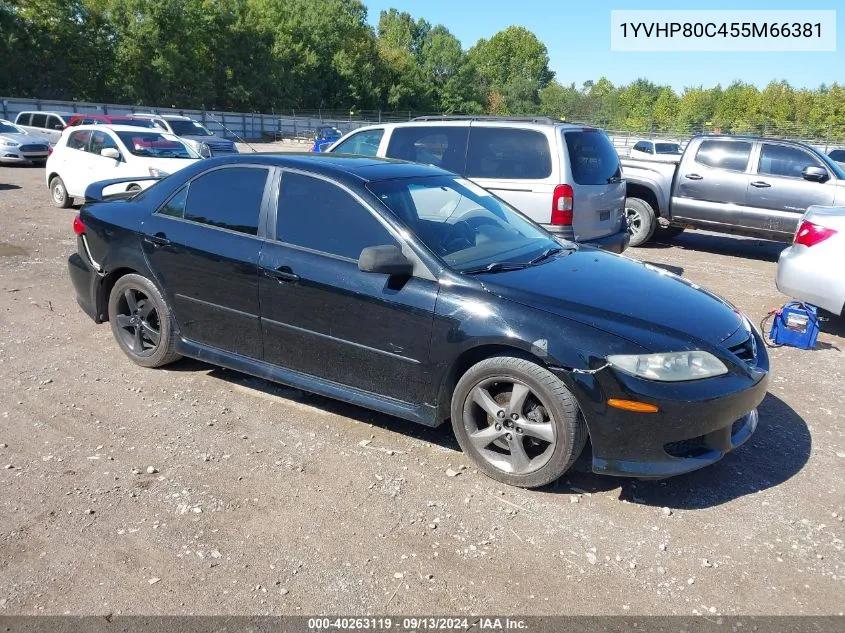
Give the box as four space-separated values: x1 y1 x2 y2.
694 140 752 172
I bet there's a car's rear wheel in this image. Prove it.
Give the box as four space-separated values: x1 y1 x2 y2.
451 356 587 488
49 176 72 209
625 197 657 247
107 274 181 368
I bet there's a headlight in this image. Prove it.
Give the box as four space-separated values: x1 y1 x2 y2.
607 351 728 382
198 142 211 158
1 140 16 147
148 167 170 178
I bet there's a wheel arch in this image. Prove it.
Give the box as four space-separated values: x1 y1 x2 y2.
626 183 661 217
435 343 555 424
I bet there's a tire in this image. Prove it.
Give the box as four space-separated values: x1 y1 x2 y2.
49 176 72 209
654 224 685 240
107 273 181 368
450 355 587 488
625 197 656 247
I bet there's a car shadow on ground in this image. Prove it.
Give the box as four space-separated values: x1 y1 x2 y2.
636 232 786 263
554 392 810 509
166 361 809 509
166 360 461 451
0 184 21 191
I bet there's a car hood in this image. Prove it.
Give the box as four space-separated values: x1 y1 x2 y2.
142 157 201 172
477 248 745 351
0 132 49 145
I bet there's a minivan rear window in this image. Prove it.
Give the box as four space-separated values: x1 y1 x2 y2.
466 127 552 179
564 130 621 185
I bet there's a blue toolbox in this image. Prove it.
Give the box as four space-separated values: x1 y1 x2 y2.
766 302 820 350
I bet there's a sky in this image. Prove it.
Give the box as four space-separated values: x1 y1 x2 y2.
363 0 843 92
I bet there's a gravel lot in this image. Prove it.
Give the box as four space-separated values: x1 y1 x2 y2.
1 146 843 616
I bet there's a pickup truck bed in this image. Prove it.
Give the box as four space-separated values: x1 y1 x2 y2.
621 135 845 246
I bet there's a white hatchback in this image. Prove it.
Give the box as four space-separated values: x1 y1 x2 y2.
45 125 201 208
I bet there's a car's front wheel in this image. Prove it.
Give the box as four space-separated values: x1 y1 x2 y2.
49 176 72 209
451 356 587 488
107 273 181 368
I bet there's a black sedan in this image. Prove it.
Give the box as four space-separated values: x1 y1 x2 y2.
68 154 769 488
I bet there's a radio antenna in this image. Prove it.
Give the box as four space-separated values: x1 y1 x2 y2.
205 111 258 153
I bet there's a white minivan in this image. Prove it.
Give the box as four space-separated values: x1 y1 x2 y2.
14 111 74 145
327 117 629 252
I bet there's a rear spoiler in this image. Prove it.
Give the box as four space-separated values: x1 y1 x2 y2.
83 176 162 203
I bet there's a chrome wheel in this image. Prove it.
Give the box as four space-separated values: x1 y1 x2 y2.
463 378 556 475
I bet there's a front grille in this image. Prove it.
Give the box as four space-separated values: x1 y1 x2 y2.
208 142 236 153
728 334 757 365
664 434 710 458
19 144 48 152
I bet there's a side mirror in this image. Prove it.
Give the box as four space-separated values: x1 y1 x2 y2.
53 124 64 130
358 245 413 276
100 147 121 160
803 166 828 182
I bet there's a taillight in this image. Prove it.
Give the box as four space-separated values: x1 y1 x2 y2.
73 216 85 236
794 220 836 247
47 146 53 156
551 185 574 225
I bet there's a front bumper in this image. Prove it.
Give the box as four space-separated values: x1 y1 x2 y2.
0 151 48 164
548 225 629 254
558 335 769 478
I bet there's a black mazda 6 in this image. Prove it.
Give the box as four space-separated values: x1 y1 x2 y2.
68 154 769 488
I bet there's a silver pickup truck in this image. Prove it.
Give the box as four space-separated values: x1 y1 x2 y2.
622 134 845 246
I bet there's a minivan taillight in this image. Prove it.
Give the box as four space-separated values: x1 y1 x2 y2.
551 185 573 225
73 216 85 236
794 220 835 247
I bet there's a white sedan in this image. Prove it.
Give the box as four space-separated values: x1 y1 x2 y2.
776 205 845 316
629 140 683 163
45 125 201 208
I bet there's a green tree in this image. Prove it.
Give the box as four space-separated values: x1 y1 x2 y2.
652 87 680 132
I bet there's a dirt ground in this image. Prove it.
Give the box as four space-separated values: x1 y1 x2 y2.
0 147 843 616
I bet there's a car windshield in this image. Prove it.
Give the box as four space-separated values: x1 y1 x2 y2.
167 119 213 136
0 122 21 134
655 143 682 154
367 176 563 273
112 118 156 129
116 132 198 159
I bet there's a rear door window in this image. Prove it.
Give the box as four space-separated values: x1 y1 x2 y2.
563 130 622 185
183 167 269 235
466 127 552 179
386 126 469 174
758 144 823 178
331 128 384 156
15 113 31 126
31 114 47 129
694 140 752 172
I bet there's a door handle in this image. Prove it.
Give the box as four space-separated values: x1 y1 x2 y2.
263 267 299 283
143 233 171 247
750 181 771 188
684 173 703 180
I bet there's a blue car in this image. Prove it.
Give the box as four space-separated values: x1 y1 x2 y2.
309 126 342 152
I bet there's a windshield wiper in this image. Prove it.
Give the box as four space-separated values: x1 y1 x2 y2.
527 246 567 265
462 261 532 275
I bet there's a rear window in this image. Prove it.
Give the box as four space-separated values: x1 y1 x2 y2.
563 130 622 185
15 113 31 126
466 127 552 180
694 140 752 171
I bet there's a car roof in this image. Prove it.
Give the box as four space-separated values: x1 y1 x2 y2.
18 110 74 117
343 119 591 135
200 152 452 182
66 124 181 134
128 113 192 121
